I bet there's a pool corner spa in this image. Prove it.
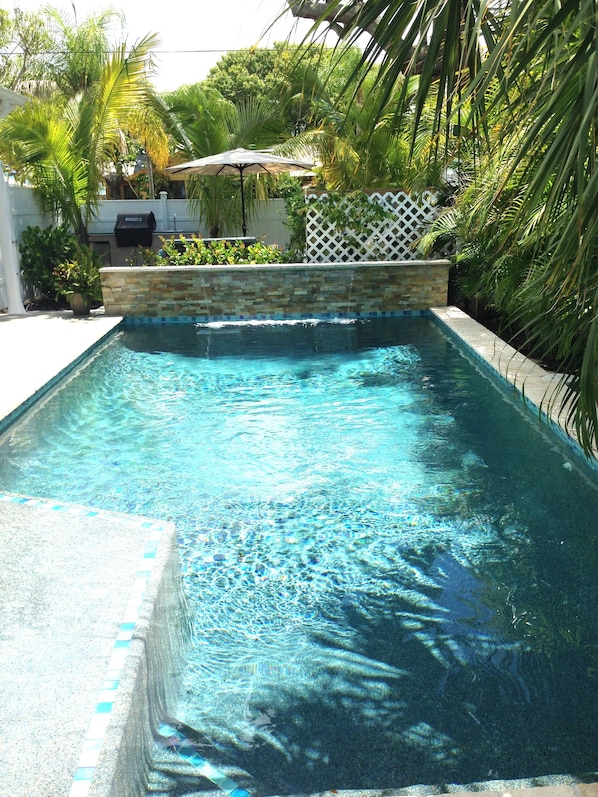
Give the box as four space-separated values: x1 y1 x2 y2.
0 306 596 797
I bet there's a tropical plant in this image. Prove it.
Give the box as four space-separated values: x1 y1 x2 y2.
18 223 77 303
42 6 126 97
298 0 598 455
164 86 287 237
0 34 159 243
145 236 284 266
53 242 103 304
125 103 171 199
277 47 459 194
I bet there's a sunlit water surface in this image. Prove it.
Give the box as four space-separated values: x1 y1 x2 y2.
0 318 597 794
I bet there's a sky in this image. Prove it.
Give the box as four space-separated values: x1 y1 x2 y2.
6 0 324 91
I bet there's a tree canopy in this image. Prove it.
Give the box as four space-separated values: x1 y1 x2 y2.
0 32 160 240
295 0 598 454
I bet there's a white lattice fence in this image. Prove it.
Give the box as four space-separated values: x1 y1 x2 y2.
305 190 440 263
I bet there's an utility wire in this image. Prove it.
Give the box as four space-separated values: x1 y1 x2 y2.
0 47 263 55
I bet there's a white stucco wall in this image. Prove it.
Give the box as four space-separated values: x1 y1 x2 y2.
89 195 290 248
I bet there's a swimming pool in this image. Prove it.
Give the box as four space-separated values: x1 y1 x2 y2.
0 316 597 794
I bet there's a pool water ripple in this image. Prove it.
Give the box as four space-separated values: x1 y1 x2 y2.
0 318 597 794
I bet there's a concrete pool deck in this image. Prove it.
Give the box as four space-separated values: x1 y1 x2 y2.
0 308 596 797
0 310 122 425
0 496 175 796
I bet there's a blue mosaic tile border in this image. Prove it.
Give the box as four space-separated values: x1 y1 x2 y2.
158 724 252 797
122 309 431 325
0 493 167 797
68 513 167 797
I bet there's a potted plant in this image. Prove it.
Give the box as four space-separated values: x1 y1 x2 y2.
53 243 103 315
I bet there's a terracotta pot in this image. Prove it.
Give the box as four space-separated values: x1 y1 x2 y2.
69 293 92 316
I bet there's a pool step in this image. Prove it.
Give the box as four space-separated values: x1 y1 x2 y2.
146 722 259 797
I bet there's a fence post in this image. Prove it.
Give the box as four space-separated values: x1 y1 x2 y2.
160 191 169 231
0 164 25 315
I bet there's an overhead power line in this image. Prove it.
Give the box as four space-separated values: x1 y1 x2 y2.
0 46 267 56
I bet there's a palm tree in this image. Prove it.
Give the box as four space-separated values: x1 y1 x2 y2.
295 67 453 192
165 86 287 237
297 0 598 455
43 5 126 97
0 34 159 243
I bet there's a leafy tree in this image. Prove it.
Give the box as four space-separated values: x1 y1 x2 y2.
0 34 160 242
302 0 598 455
0 7 54 92
202 43 371 136
203 47 281 108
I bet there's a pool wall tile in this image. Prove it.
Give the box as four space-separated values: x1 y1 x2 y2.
83 522 192 797
431 306 598 474
123 308 431 326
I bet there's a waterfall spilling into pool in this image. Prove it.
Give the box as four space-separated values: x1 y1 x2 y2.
0 317 596 795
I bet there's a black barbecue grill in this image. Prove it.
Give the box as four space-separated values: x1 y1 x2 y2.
114 212 156 247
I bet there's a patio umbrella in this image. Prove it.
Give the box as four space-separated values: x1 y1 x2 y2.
166 147 314 236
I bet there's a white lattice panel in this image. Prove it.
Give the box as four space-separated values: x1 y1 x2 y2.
305 191 440 263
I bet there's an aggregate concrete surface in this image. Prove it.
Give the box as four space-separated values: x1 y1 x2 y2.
0 499 150 796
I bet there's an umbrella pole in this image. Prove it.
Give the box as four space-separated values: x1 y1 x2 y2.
239 167 247 236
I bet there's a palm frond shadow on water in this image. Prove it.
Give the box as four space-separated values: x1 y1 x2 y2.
149 545 598 797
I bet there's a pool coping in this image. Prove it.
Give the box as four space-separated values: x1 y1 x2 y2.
0 310 122 433
431 306 597 469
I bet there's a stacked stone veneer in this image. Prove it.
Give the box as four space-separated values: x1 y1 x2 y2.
100 260 450 319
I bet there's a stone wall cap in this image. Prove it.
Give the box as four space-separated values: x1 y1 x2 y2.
100 259 450 275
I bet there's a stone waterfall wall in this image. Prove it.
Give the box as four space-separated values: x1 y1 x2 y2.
100 260 450 319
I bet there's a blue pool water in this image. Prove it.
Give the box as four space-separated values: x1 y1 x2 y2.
0 317 597 793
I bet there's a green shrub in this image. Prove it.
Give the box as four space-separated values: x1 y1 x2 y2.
144 236 285 266
274 175 307 262
18 224 77 301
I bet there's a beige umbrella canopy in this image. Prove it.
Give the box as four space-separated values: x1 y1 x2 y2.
166 147 314 236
